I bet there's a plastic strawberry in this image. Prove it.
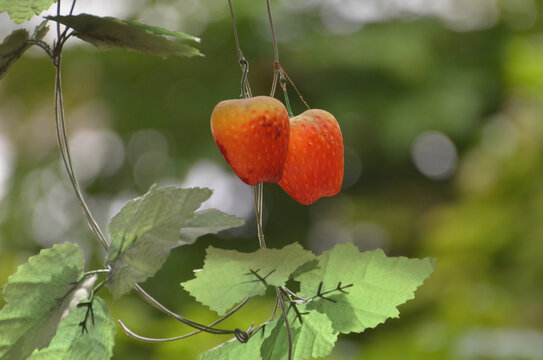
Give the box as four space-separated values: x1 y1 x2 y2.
279 109 344 205
210 96 290 185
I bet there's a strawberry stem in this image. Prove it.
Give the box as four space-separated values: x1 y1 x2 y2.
253 183 266 248
240 58 250 99
266 0 280 98
264 3 295 359
227 0 252 98
280 75 294 117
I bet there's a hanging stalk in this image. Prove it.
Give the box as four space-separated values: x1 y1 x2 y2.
119 298 250 342
264 1 293 358
50 0 251 340
266 0 280 98
225 1 294 355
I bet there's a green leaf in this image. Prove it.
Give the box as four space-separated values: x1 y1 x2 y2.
107 186 242 299
0 29 28 79
0 22 48 80
198 321 277 360
123 20 198 42
182 243 315 315
0 0 56 24
47 14 201 58
198 309 337 360
27 297 116 360
0 243 87 360
261 309 337 360
295 243 436 334
179 209 245 244
107 186 213 262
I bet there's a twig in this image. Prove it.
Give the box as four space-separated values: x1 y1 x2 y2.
253 184 266 249
119 297 251 343
58 0 77 41
52 0 110 251
52 0 252 338
77 278 107 333
227 0 252 98
277 287 293 360
276 63 311 111
313 281 353 302
227 0 243 63
266 0 280 97
245 268 275 286
26 39 53 58
132 284 247 336
82 269 111 278
54 61 110 250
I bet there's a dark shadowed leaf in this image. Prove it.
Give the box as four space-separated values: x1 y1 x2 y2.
179 209 244 244
0 21 48 80
47 14 201 58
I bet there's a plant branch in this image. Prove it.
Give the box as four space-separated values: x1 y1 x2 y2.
315 281 353 300
253 184 266 249
227 0 243 63
266 0 280 97
53 47 110 251
55 49 251 337
132 284 249 337
277 287 293 360
26 39 53 58
82 269 111 278
52 0 253 339
56 0 61 41
277 63 311 111
58 0 77 41
280 285 311 304
118 296 251 343
227 0 252 98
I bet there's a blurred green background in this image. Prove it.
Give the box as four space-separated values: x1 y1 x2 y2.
1 0 543 359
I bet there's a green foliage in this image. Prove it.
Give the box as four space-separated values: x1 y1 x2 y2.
0 1 452 358
199 310 337 360
47 14 201 58
27 298 116 360
179 209 245 244
0 243 86 359
106 185 243 299
0 30 29 79
0 0 56 24
260 309 337 360
182 243 315 315
0 21 48 79
191 243 434 359
295 243 435 334
198 320 277 360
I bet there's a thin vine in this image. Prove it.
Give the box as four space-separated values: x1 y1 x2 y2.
49 0 252 342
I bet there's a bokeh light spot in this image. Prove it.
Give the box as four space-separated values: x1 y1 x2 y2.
181 159 253 221
70 128 125 183
412 131 457 180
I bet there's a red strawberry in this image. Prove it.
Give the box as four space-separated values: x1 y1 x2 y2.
279 109 344 205
210 96 290 185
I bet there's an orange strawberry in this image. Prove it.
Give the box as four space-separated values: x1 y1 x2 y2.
210 96 290 185
279 109 344 205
